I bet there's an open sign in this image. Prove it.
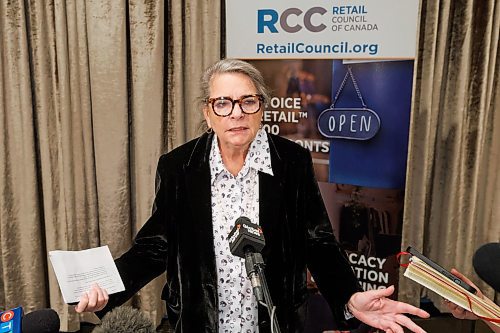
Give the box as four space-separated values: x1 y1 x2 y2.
317 108 381 140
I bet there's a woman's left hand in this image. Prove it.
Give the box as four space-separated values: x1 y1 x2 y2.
348 285 430 333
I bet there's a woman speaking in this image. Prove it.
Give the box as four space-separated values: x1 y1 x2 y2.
75 59 429 333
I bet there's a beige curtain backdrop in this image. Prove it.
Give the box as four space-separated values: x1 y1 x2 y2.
0 0 498 331
1 0 219 331
399 0 500 309
167 1 221 148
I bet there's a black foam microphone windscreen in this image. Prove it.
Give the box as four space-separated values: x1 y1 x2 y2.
92 306 156 333
21 309 60 333
228 216 265 258
473 242 500 292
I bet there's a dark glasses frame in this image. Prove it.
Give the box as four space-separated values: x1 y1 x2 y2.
205 94 264 117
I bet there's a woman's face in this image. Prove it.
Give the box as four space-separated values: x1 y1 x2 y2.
203 72 263 154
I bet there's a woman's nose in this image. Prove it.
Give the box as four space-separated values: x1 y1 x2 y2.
230 102 244 118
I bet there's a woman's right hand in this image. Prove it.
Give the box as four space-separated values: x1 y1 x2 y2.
74 283 109 313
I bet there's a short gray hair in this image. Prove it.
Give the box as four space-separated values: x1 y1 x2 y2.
200 59 271 105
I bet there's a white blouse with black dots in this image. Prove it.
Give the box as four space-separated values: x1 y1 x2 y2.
209 129 273 333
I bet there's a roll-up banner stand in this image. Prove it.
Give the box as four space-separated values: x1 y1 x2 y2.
226 1 420 331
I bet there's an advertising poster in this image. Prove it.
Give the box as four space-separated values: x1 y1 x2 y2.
226 1 420 332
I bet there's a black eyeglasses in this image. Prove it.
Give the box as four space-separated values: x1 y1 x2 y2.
205 94 263 117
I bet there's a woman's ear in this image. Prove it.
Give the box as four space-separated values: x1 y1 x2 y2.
202 106 211 128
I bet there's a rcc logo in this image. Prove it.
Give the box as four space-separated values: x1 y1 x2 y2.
258 7 327 33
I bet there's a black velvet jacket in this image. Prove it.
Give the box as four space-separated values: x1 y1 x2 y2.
100 132 361 332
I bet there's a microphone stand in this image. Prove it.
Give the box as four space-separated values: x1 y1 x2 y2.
250 253 281 333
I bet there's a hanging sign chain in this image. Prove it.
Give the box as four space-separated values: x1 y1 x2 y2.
317 65 381 140
331 66 367 109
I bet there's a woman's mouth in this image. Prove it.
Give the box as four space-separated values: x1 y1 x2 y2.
228 127 248 132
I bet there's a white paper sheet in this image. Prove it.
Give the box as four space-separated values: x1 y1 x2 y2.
49 246 125 304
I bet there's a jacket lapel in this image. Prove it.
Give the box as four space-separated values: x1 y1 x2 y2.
259 134 286 259
183 133 217 281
